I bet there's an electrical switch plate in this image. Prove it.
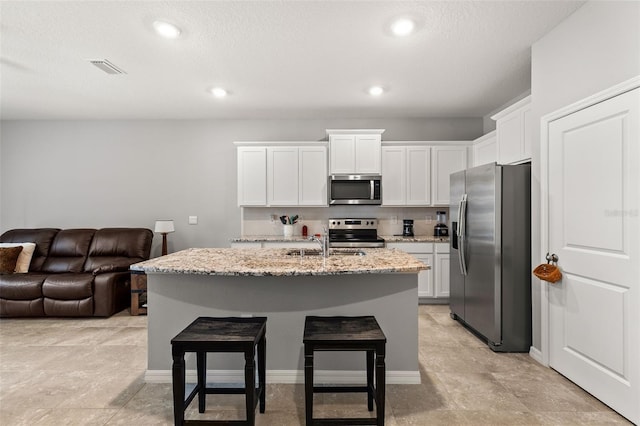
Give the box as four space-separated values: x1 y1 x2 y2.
188 216 198 225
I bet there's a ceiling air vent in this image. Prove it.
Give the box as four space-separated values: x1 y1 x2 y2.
89 59 126 75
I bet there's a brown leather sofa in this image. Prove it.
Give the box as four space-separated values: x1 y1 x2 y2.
0 228 153 317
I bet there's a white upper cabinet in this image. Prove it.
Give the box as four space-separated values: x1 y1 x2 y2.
407 147 432 205
431 146 468 206
472 130 497 167
298 146 328 206
328 129 384 174
381 146 406 205
492 96 532 165
236 143 328 207
382 146 431 206
237 147 267 206
267 147 299 206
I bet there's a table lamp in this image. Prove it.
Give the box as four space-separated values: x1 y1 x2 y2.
154 220 175 256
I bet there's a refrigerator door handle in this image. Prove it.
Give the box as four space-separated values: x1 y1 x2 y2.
458 194 468 276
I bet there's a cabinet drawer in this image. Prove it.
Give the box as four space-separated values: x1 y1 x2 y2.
435 242 450 253
386 242 434 254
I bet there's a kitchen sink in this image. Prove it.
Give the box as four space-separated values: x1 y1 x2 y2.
286 248 366 257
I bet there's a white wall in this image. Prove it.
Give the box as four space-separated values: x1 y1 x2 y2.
530 1 640 351
0 117 481 257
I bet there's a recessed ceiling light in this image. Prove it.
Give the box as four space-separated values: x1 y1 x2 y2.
368 86 384 96
390 18 415 37
153 20 181 39
210 87 228 98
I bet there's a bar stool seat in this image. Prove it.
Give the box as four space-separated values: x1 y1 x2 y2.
171 317 267 426
303 316 387 426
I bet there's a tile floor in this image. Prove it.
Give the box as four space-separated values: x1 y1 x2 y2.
0 305 631 425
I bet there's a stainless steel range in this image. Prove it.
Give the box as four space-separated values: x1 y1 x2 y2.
328 218 385 248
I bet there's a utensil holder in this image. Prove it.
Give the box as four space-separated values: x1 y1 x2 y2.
283 224 293 238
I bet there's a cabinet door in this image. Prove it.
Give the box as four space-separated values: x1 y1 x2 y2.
299 146 328 206
330 135 356 174
381 147 406 205
406 146 431 205
267 147 298 206
415 253 434 298
355 134 381 174
522 105 533 160
497 112 523 164
432 146 467 206
435 253 450 298
473 133 497 166
237 147 267 206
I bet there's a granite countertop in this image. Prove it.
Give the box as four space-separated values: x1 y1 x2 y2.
230 235 311 243
131 247 428 277
381 235 450 243
231 235 450 244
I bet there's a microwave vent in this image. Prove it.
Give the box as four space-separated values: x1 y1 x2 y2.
89 59 126 75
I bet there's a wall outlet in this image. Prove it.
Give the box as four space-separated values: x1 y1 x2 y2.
270 214 278 223
392 216 398 225
188 216 198 225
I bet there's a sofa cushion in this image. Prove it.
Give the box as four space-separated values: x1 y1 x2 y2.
1 298 45 317
84 228 153 272
0 229 60 271
0 273 48 299
41 229 96 273
44 297 92 317
0 243 36 273
42 273 94 299
0 246 23 273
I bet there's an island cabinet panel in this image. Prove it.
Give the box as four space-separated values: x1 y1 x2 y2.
381 146 431 206
237 147 267 206
492 95 532 165
431 146 467 206
329 134 381 174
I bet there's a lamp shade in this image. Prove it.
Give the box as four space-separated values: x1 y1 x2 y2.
154 220 175 233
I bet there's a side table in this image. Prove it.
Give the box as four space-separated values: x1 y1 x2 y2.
130 271 147 316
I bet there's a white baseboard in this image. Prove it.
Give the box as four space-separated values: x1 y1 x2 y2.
145 369 421 385
529 346 545 365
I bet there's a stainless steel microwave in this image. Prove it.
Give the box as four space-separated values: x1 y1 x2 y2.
329 175 382 205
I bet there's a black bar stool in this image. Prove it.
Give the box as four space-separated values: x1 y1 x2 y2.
303 316 387 426
171 317 267 426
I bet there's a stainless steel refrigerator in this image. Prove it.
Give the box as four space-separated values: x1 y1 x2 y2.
449 162 531 352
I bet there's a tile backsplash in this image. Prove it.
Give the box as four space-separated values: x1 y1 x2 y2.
241 206 448 237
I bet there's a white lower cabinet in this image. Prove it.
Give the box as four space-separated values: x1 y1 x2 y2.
387 242 449 301
434 243 450 298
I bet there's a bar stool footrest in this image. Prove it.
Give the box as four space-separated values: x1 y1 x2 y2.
313 385 369 393
311 419 379 425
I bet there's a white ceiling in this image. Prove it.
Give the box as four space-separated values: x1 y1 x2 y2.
0 1 584 120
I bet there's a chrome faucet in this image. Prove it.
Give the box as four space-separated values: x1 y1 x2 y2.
308 226 330 258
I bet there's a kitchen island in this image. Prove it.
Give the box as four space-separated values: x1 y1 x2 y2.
132 247 427 385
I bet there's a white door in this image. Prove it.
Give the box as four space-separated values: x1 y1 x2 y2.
547 87 639 423
237 147 267 206
354 134 381 174
329 135 355 174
